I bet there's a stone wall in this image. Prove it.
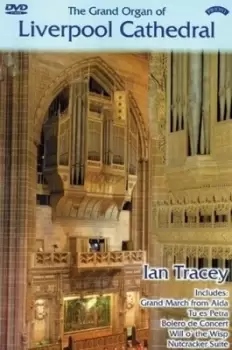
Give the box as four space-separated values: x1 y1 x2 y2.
36 205 130 251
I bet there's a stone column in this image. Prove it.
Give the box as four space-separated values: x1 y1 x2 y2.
148 53 168 350
0 52 36 349
148 238 167 350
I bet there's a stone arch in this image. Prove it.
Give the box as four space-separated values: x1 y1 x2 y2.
34 56 148 160
55 196 119 220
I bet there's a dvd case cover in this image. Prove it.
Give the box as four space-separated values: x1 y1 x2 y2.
0 1 232 350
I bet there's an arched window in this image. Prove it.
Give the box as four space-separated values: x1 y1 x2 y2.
48 87 69 118
42 73 139 185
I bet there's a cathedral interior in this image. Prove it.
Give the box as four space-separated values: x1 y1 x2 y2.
0 51 232 350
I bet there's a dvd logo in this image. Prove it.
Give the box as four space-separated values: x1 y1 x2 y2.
5 4 28 15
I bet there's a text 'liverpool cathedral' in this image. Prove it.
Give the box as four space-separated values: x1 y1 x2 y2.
0 52 232 350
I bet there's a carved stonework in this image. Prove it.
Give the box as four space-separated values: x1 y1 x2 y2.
21 326 28 349
163 244 232 265
212 247 224 259
186 246 197 257
149 53 169 278
85 172 123 195
35 252 70 266
198 246 209 258
33 284 57 295
154 184 232 231
149 53 167 164
34 299 47 321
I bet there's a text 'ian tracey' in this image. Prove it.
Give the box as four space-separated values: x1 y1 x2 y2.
143 264 229 284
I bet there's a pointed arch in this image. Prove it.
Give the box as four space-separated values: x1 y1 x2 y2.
34 56 148 160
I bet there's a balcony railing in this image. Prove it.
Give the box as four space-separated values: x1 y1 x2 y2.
32 251 146 269
29 343 61 350
32 252 71 268
75 251 146 268
66 332 126 350
63 329 148 350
